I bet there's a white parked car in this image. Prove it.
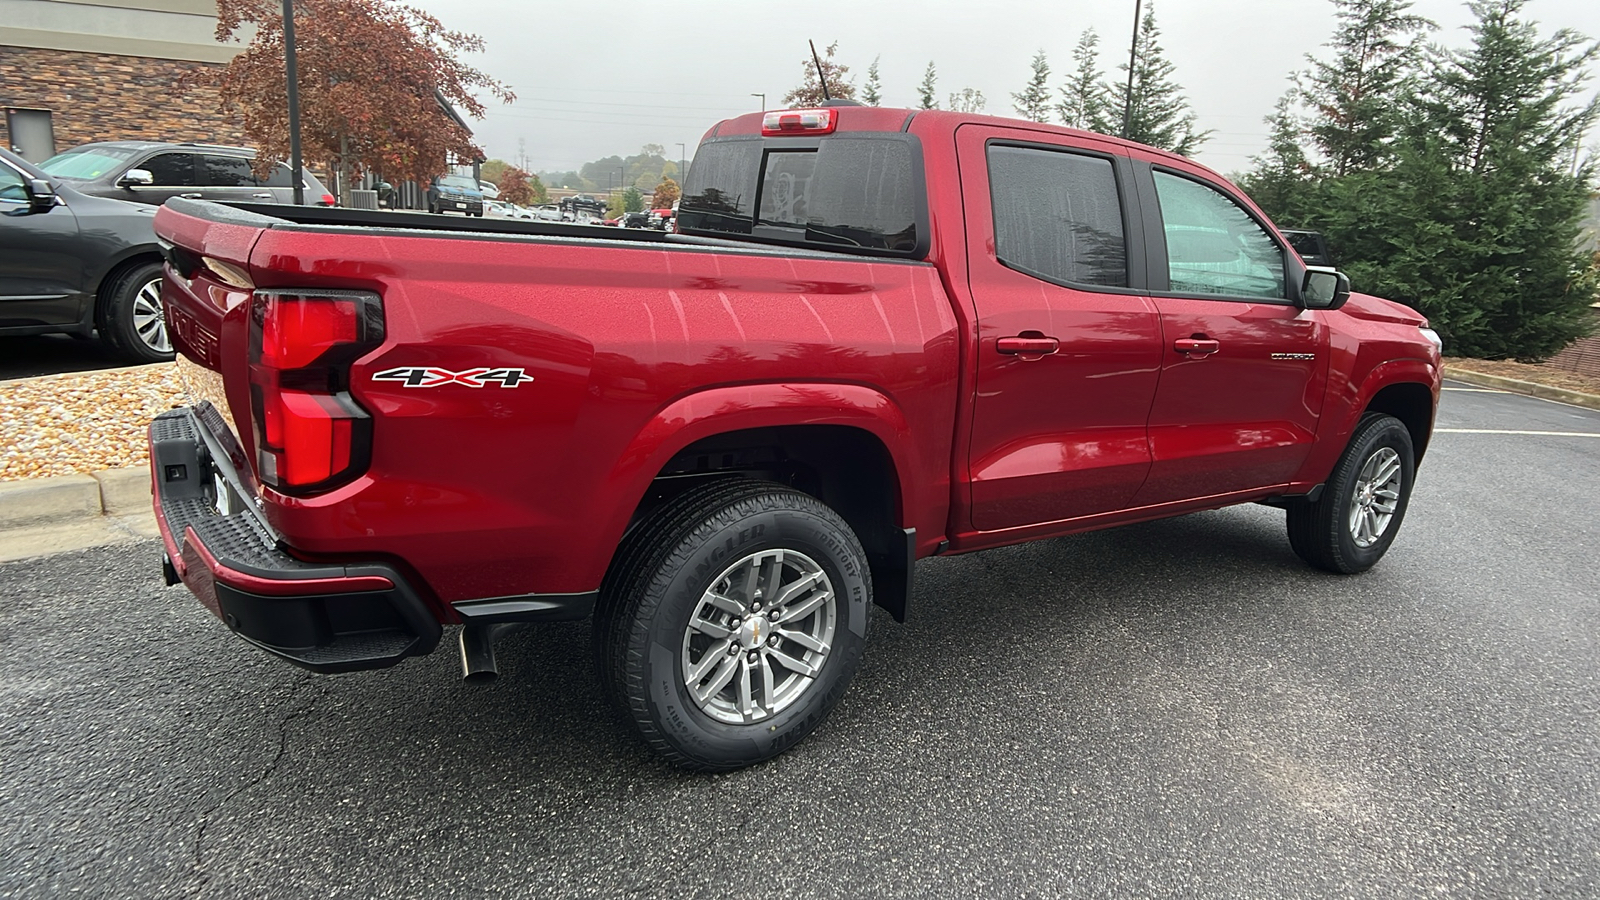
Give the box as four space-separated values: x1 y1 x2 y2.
485 200 534 219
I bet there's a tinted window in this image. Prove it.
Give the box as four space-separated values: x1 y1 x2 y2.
680 136 920 253
259 163 297 188
678 140 760 233
1154 171 1284 300
199 155 257 187
39 145 141 181
989 145 1127 288
142 152 196 186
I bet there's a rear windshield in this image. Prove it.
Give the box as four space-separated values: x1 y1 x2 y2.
678 135 922 255
39 145 141 181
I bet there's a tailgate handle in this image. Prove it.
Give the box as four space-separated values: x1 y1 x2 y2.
1174 337 1221 356
997 334 1060 357
178 192 203 199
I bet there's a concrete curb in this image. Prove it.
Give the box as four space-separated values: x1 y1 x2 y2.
0 466 157 563
1442 366 1600 411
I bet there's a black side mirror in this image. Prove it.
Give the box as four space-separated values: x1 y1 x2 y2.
1300 266 1351 310
24 178 57 214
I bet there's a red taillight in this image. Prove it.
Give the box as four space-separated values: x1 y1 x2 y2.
761 108 837 136
248 291 384 494
319 193 336 206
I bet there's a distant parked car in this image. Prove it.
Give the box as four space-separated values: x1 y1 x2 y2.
427 175 485 216
37 141 333 207
1280 229 1336 267
484 200 529 219
0 146 172 362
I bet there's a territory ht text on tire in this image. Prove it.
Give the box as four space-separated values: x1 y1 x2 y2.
594 479 870 770
1287 412 1416 574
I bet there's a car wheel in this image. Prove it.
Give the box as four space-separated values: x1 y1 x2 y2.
1287 413 1415 574
594 479 870 771
98 261 174 364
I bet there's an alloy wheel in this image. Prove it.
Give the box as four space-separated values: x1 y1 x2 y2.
680 548 837 725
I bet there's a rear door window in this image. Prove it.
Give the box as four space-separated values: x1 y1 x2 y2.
680 135 922 254
988 145 1128 288
199 155 257 187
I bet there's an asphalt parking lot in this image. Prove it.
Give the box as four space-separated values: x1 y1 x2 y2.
2 383 1596 899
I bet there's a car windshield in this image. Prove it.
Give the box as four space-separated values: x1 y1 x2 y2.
38 146 142 181
438 175 477 189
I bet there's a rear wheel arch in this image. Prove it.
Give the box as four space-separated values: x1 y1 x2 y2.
619 424 910 620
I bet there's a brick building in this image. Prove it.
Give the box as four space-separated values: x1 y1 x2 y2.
1 0 244 161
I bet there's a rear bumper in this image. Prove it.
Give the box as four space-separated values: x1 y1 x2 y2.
149 405 442 673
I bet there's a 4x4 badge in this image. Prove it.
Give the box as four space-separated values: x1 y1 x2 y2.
372 366 533 388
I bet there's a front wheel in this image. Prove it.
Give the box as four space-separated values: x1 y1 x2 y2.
1287 413 1416 574
594 480 870 770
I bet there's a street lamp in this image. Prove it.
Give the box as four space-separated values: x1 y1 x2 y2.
1122 0 1142 141
282 0 304 205
751 93 765 111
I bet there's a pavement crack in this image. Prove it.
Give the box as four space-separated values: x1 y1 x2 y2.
188 676 329 898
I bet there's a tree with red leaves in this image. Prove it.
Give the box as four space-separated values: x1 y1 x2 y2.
497 166 544 206
205 0 513 203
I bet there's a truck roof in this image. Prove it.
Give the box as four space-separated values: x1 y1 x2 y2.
706 106 1199 169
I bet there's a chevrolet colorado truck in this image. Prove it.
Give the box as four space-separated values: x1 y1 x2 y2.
148 105 1442 770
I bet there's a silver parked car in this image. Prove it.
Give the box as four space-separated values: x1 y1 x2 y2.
37 141 334 207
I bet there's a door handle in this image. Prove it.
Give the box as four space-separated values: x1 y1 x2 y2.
1173 337 1220 356
997 334 1060 357
178 192 202 199
252 192 273 200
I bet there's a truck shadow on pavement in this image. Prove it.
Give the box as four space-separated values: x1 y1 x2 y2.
301 504 1340 784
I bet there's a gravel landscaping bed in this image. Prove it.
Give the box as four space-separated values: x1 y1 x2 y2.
0 364 188 482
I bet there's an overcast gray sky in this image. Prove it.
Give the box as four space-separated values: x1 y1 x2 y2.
406 0 1600 178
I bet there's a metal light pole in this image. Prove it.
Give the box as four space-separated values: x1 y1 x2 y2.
751 93 765 111
283 0 304 205
1122 0 1141 141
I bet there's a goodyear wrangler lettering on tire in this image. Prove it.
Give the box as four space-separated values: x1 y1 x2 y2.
594 480 870 771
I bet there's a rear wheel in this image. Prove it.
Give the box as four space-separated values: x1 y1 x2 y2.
1287 413 1415 573
98 261 173 364
594 480 870 770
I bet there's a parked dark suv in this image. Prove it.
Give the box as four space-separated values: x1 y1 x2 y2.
0 147 172 362
36 142 333 207
426 174 485 216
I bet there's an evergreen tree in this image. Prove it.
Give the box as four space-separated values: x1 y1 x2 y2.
1238 92 1316 226
782 40 856 107
1299 0 1434 175
949 88 987 113
917 61 939 110
863 55 883 106
1106 4 1209 154
1057 29 1110 132
1337 0 1599 358
1011 50 1052 122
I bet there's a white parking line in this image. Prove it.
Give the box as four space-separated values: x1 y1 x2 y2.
1435 429 1600 438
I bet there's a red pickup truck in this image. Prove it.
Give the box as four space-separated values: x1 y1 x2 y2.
149 105 1441 770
